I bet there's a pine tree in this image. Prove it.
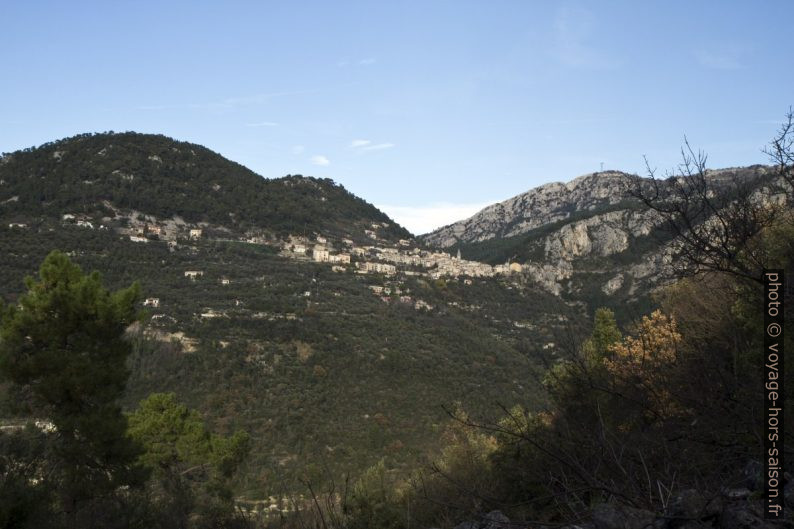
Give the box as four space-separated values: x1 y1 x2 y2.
0 250 145 527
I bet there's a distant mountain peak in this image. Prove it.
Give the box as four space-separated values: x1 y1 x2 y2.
422 170 634 248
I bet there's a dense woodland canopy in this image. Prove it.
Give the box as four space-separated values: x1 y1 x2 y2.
0 132 411 241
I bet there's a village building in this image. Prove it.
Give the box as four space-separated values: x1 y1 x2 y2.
358 262 396 275
143 297 160 308
184 270 203 280
312 246 330 262
189 228 203 239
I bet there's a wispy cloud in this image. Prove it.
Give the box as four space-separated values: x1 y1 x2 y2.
377 201 493 235
362 142 395 151
694 49 742 70
137 89 319 112
245 121 278 127
552 5 619 69
358 58 376 66
350 139 395 152
311 155 330 166
291 145 305 155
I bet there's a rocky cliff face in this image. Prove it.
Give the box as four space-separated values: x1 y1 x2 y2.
421 167 771 314
423 171 631 248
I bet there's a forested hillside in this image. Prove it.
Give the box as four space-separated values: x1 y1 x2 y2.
0 133 584 503
0 132 411 241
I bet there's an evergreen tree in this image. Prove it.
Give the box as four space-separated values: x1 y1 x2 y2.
0 250 145 527
128 393 250 527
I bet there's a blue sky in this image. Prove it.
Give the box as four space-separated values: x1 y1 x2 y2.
1 1 792 234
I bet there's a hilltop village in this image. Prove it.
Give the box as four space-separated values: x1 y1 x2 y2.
48 211 522 282
30 209 525 320
282 222 523 280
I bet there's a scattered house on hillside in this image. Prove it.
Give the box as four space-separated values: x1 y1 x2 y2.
8 222 27 229
369 285 384 295
364 229 377 239
220 277 230 285
184 270 203 280
189 228 203 239
342 238 354 246
398 239 411 246
316 235 327 244
352 247 367 256
143 297 160 308
415 300 433 311
129 235 148 243
146 224 163 236
331 265 346 273
464 279 473 285
329 253 351 264
509 262 523 273
76 220 94 229
312 246 330 262
292 244 307 254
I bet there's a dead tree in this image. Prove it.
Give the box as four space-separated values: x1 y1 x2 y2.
629 110 794 284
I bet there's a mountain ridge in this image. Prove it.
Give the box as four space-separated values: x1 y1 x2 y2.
0 131 412 244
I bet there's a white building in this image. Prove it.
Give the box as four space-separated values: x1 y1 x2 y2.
184 270 204 280
358 262 396 275
143 297 160 308
312 246 330 262
189 228 203 239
